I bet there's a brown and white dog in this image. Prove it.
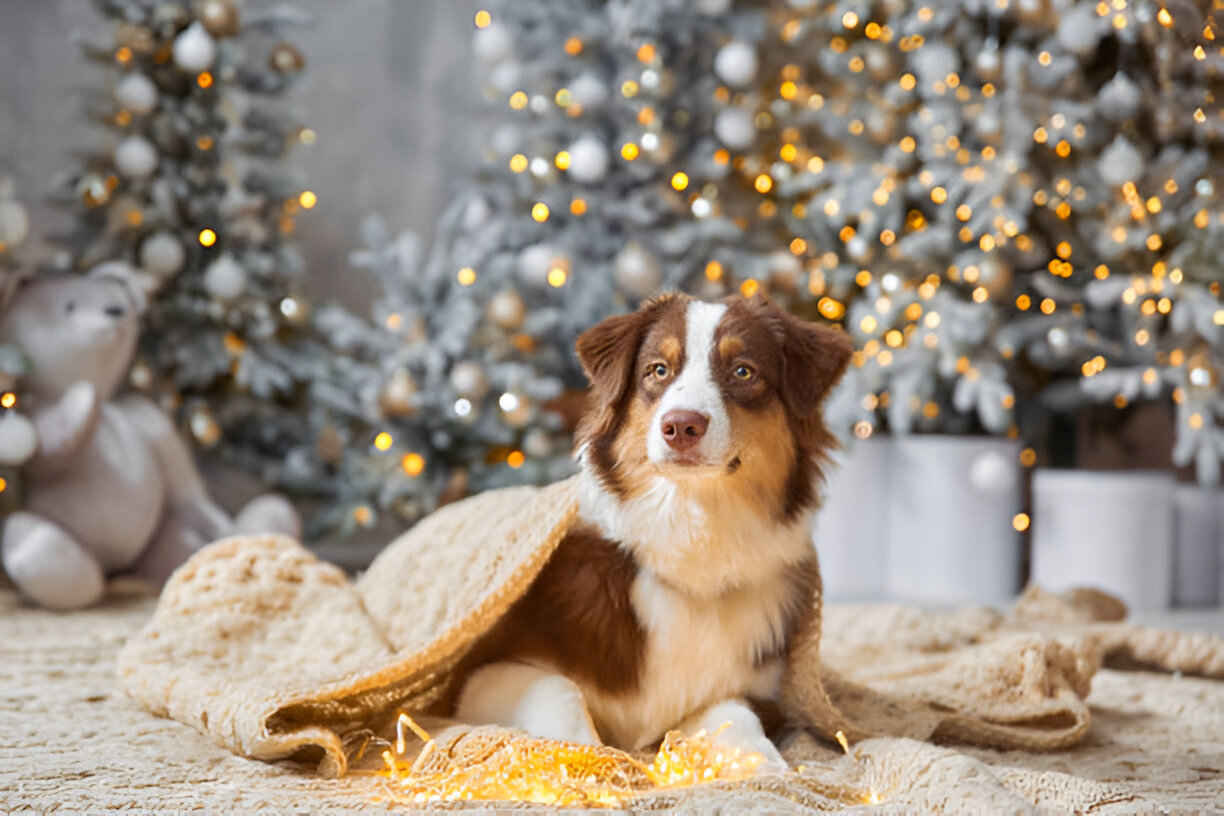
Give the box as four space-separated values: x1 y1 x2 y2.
454 292 852 767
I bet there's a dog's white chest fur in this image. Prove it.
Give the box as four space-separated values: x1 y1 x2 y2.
574 470 812 749
584 566 792 749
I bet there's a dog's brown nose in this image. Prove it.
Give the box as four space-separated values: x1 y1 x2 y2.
661 410 709 451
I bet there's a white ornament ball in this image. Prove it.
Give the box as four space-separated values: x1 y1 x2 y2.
172 21 217 73
490 125 522 158
714 108 755 150
566 136 609 184
569 73 609 109
203 254 246 300
911 44 958 88
0 412 38 466
487 290 526 330
114 135 158 179
865 45 896 80
1057 4 1102 56
976 110 1002 140
450 361 489 400
114 73 158 115
140 230 185 276
488 60 522 94
714 41 758 87
969 449 1017 495
462 196 491 230
0 200 29 247
1099 136 1144 187
473 23 513 64
523 428 553 459
614 242 662 298
767 251 802 291
1099 73 1141 122
518 243 564 288
975 47 1001 81
846 235 871 262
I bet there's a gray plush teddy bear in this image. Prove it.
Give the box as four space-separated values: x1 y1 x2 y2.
0 263 300 609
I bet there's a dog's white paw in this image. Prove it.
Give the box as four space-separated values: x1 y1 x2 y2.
680 698 789 775
707 728 788 775
514 672 602 745
455 662 602 746
740 734 789 775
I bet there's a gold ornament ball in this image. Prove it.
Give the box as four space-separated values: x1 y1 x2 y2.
78 174 111 208
269 42 306 74
188 405 222 447
379 369 418 416
279 295 311 326
499 390 533 428
1187 351 1218 394
129 362 154 390
487 290 526 330
196 0 239 37
316 425 345 464
450 361 489 400
439 467 470 506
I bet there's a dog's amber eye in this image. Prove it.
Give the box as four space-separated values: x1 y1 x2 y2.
651 362 669 379
733 364 754 380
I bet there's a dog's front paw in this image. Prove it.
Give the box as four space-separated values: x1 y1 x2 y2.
681 699 789 776
455 662 602 746
748 737 789 775
713 730 788 776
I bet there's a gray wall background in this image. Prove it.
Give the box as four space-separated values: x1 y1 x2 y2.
1 0 480 306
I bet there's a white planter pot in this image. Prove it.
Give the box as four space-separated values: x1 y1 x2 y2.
1031 470 1174 612
1173 485 1220 608
885 436 1023 605
813 438 892 601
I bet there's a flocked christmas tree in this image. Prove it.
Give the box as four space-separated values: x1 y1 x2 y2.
0 176 35 516
300 0 1224 534
46 0 333 499
982 0 1224 482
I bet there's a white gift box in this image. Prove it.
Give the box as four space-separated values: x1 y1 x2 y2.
1173 485 1220 608
884 436 1023 605
812 438 891 601
1031 470 1175 611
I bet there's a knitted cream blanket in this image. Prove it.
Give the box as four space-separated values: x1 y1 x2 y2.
112 477 1224 807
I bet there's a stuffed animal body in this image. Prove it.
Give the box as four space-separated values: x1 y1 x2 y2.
0 265 299 609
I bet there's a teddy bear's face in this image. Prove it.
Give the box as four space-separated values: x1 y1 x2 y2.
0 275 140 401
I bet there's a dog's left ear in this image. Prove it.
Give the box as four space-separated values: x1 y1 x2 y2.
776 308 853 419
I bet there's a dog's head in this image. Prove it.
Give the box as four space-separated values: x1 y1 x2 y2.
575 293 853 521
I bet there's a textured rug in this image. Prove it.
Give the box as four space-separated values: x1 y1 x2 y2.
3 582 1223 814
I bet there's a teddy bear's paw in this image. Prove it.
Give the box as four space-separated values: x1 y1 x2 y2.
2 512 105 610
34 381 98 462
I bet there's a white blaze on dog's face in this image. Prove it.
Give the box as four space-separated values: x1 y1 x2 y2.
575 292 853 593
645 300 733 467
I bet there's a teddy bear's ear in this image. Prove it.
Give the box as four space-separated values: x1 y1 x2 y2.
88 261 160 313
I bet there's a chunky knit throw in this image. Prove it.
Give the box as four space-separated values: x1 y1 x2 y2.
107 476 1224 810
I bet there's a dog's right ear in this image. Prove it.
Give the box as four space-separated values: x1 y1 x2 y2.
575 294 678 419
576 312 647 411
